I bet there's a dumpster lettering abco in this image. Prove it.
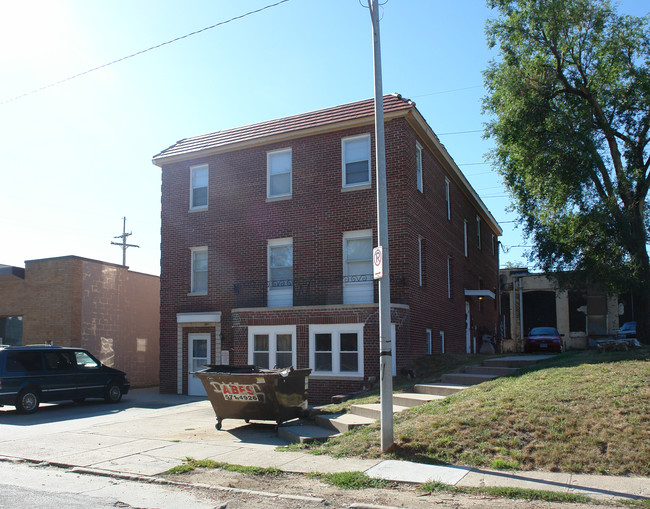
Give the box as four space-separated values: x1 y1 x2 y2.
210 381 265 403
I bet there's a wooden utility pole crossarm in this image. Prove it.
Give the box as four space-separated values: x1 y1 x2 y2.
111 216 139 266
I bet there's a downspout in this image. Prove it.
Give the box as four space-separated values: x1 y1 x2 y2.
512 276 517 348
497 244 501 344
519 275 525 351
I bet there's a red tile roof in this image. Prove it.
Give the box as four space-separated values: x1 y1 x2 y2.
153 94 415 164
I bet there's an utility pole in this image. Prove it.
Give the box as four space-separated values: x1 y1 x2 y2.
369 0 394 452
111 217 139 266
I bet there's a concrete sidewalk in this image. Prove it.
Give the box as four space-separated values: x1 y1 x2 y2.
0 388 647 504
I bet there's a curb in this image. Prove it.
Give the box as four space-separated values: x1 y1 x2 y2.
0 457 325 505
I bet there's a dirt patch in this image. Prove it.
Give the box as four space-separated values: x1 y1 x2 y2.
163 468 626 509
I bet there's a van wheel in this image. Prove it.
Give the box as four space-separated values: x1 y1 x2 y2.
17 389 40 414
104 383 122 403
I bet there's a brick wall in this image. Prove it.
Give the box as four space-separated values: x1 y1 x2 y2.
23 257 83 346
80 260 160 387
159 116 499 399
0 257 160 387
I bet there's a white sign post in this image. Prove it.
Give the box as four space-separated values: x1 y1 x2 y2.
373 246 383 280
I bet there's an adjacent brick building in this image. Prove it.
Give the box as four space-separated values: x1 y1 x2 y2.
0 256 160 387
153 94 501 403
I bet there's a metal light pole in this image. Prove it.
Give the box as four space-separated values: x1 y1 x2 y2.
369 0 394 452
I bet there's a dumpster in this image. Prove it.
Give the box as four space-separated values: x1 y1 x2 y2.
193 365 311 430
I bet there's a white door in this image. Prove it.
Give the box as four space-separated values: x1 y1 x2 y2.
465 301 471 353
188 333 210 396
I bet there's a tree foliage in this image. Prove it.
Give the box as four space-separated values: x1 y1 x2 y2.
483 0 650 341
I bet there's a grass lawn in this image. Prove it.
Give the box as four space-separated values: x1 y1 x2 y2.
299 347 650 475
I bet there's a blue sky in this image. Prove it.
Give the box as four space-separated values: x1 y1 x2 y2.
1 0 646 276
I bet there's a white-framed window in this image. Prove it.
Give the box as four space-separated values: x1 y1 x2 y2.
343 230 373 304
248 325 296 369
190 247 208 294
416 142 423 192
463 220 468 257
477 215 482 250
426 329 432 355
190 164 208 210
267 238 293 307
342 134 371 188
267 148 292 199
418 235 424 287
309 323 364 377
445 177 451 220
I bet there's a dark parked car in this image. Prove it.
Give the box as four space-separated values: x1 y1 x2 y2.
525 327 563 353
0 345 130 414
616 321 636 340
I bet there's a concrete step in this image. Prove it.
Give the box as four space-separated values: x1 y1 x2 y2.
314 412 377 433
350 403 409 420
414 383 469 396
483 355 554 368
277 422 339 444
392 392 445 408
464 365 519 376
441 372 499 386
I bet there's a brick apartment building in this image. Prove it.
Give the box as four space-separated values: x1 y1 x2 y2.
0 256 160 387
153 94 501 403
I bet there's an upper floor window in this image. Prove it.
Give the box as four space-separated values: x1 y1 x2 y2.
267 148 292 199
342 134 371 188
476 215 482 250
190 247 208 294
445 177 451 220
343 230 373 304
416 142 423 193
190 164 208 210
268 238 293 307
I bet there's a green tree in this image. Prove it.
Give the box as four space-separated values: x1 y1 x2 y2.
484 0 650 343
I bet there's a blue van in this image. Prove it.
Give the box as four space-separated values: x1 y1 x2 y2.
0 345 130 414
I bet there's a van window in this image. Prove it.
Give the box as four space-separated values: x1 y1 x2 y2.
75 351 99 369
44 351 75 371
6 351 43 372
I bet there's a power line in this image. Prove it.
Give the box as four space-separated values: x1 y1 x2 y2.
1 0 291 105
437 129 483 136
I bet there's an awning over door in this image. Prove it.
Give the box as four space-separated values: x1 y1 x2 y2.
464 289 496 300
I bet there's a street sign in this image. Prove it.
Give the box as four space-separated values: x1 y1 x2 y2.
373 246 383 279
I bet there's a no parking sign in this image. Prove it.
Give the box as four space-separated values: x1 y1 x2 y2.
373 246 383 280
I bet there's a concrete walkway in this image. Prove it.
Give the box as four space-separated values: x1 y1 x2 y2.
0 387 647 504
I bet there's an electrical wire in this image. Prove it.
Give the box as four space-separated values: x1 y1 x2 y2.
1 0 291 105
438 129 483 136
